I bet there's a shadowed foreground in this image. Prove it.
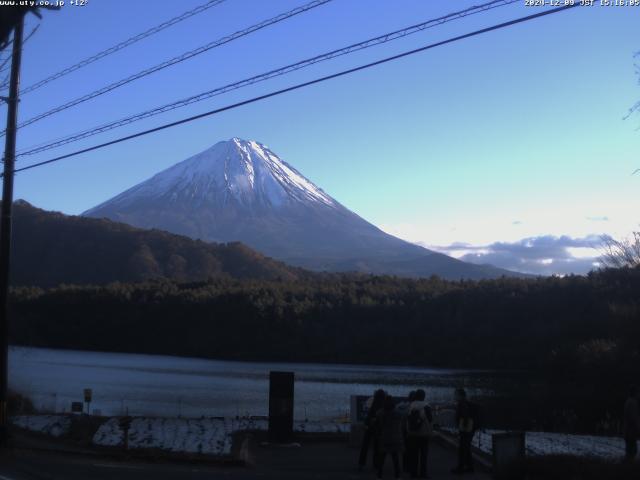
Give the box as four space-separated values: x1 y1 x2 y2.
0 435 489 480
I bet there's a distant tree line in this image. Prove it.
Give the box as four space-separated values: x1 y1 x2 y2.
10 267 640 377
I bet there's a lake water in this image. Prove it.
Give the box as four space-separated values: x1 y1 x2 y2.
9 346 504 420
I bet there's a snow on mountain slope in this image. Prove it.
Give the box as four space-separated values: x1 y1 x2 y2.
86 138 335 213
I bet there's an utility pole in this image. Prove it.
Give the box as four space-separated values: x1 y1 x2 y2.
0 13 24 446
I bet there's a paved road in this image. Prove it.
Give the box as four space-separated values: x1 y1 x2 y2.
0 438 490 479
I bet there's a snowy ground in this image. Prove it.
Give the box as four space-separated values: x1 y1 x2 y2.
93 417 235 456
93 417 348 456
11 415 71 438
10 414 348 457
448 428 626 460
12 414 625 460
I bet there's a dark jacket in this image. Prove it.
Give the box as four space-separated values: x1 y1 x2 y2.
456 400 479 433
376 407 405 453
365 397 385 432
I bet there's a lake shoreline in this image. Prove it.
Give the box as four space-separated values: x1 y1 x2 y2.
7 342 528 376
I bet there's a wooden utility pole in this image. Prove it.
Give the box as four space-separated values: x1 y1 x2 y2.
0 12 24 446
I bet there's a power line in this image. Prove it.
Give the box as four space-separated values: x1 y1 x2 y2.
0 58 11 76
17 0 519 158
19 0 228 95
21 22 39 45
0 32 17 74
6 0 333 136
8 3 579 177
0 24 39 91
0 27 27 74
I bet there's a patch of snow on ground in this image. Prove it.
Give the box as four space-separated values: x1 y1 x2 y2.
459 429 626 460
13 412 624 460
92 417 348 457
11 415 71 437
93 417 232 456
295 420 349 434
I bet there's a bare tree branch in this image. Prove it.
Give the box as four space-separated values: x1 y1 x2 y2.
600 231 640 268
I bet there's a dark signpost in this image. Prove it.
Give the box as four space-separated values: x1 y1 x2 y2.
268 371 294 443
83 388 92 414
119 416 132 451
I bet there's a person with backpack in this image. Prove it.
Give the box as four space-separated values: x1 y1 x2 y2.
359 389 386 471
406 389 433 479
402 391 417 474
451 388 479 475
376 395 405 479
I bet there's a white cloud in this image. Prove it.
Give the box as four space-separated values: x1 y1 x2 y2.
428 234 604 276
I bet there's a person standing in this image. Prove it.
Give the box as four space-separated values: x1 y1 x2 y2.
376 395 405 480
406 389 433 478
451 388 479 475
401 390 416 474
359 389 386 471
623 385 640 462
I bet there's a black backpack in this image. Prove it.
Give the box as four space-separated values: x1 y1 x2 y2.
407 407 424 433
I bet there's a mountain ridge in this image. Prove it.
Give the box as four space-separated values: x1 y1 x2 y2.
9 200 306 287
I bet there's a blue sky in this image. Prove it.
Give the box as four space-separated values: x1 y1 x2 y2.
4 0 640 274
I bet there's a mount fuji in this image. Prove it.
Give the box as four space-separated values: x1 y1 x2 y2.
84 138 519 280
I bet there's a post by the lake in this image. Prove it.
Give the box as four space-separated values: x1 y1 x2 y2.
268 371 294 443
83 388 92 415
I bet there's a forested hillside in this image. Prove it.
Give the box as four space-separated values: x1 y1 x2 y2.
9 201 306 286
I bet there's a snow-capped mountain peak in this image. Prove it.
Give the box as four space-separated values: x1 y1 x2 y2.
88 138 336 212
